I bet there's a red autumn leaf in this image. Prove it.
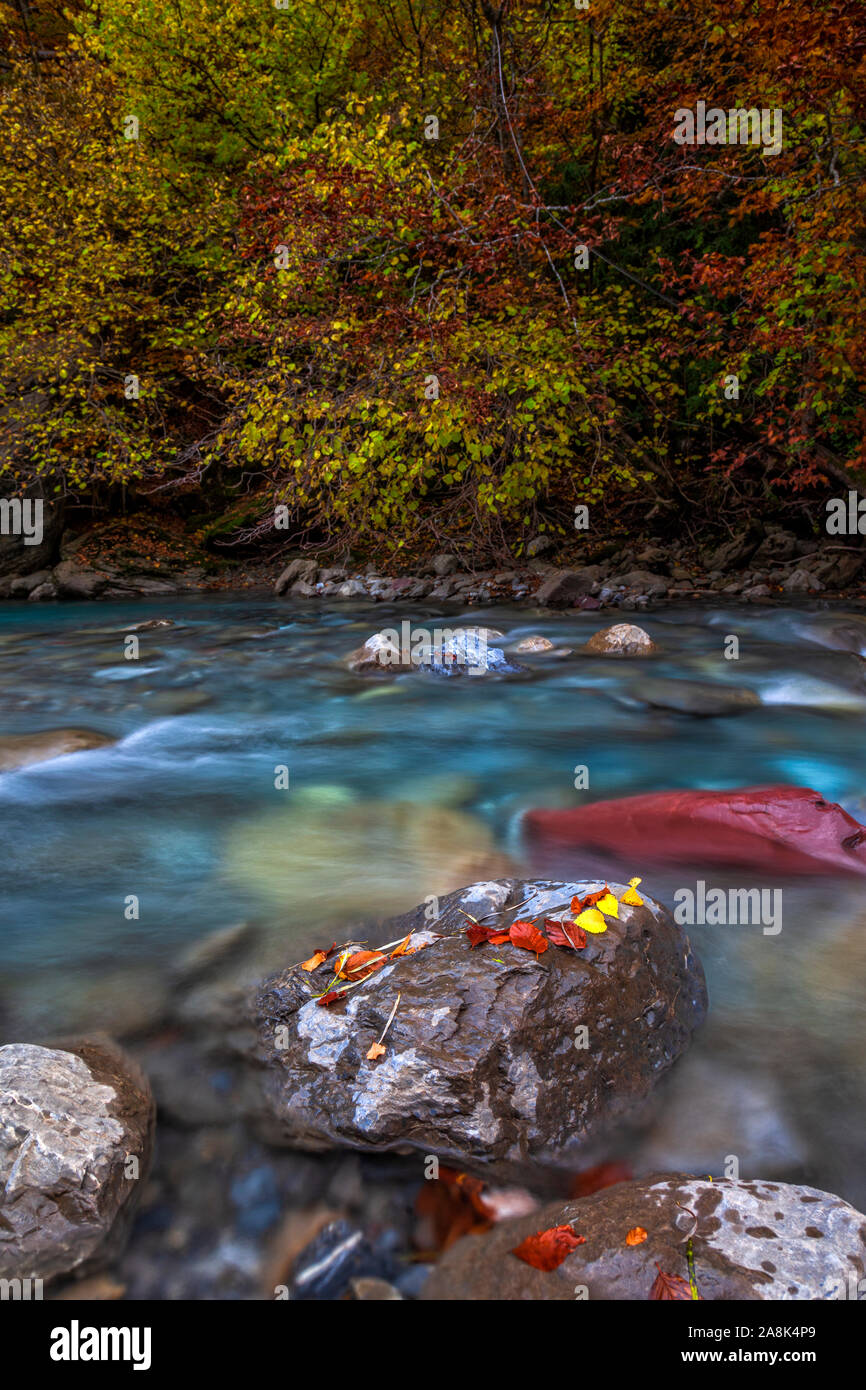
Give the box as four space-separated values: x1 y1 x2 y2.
650 1264 693 1300
512 1223 585 1270
509 920 549 954
466 922 492 947
316 989 346 1008
570 886 610 914
466 923 511 947
544 917 587 950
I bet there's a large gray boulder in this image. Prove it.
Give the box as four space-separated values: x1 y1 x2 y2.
253 879 706 1184
0 1039 155 1283
275 558 318 594
52 560 110 599
421 1173 866 1300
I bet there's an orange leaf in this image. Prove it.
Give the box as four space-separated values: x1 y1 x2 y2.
337 950 387 981
511 1223 585 1271
509 920 549 954
626 1226 648 1246
301 950 327 973
300 941 337 972
389 932 414 958
366 1041 386 1061
488 930 511 944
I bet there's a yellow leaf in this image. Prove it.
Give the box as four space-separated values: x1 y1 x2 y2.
621 876 644 906
366 1041 386 1061
595 892 620 918
574 907 607 934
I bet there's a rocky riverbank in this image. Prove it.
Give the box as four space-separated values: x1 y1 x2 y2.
3 521 866 608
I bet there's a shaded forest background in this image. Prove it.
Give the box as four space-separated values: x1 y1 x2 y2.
2 0 865 561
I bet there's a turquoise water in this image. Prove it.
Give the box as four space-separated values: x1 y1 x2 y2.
1 596 865 1203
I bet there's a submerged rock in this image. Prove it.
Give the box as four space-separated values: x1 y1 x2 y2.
421 1174 866 1300
225 798 515 921
634 678 760 717
581 624 660 656
252 878 706 1184
795 614 866 658
0 1039 155 1283
0 728 115 771
525 785 866 877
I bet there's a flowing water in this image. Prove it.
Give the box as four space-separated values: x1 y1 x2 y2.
1 596 865 1205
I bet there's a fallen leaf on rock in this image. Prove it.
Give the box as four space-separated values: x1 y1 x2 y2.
621 877 644 906
316 989 346 1008
571 886 609 913
626 1226 648 1246
466 923 509 947
366 1041 386 1061
594 892 620 918
390 933 414 958
574 906 607 934
510 919 549 954
511 1223 585 1271
544 917 587 949
300 942 337 972
301 950 328 973
650 1264 693 1300
337 950 387 982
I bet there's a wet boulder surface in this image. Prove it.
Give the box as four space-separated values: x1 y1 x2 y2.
0 1038 155 1283
421 1173 866 1300
253 879 707 1184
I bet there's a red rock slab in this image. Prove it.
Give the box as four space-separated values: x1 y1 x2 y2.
524 785 866 877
